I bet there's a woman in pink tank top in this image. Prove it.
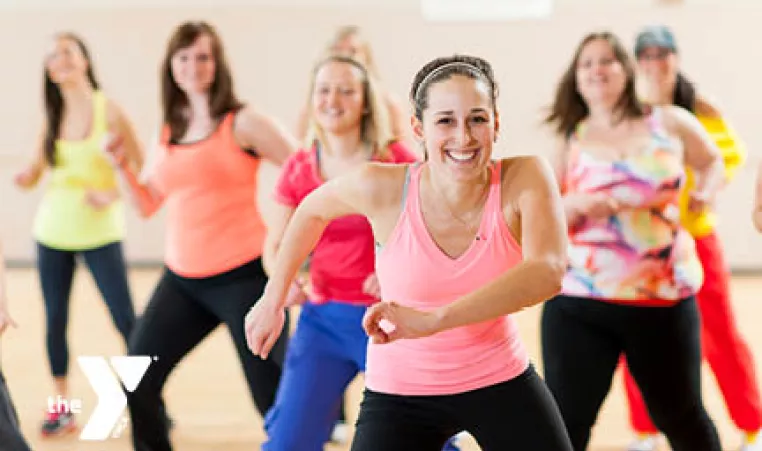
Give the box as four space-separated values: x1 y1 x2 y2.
246 55 573 450
105 22 297 451
260 54 459 451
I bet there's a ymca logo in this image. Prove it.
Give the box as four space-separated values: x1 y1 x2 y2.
76 356 154 440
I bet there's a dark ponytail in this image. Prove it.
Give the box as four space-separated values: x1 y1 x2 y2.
672 72 696 113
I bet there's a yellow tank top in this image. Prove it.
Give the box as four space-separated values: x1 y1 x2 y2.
33 91 125 250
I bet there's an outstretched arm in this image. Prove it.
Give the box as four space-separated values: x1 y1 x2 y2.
106 133 164 218
246 163 391 357
363 156 568 343
14 125 47 190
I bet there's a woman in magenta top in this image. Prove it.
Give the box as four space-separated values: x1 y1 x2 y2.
261 54 422 450
246 54 573 450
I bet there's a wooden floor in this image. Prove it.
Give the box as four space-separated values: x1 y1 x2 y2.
2 267 761 451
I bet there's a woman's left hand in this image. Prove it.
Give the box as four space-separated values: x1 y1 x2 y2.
362 273 381 299
85 188 119 210
688 190 714 213
362 301 440 344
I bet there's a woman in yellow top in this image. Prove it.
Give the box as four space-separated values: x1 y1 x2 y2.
13 32 144 438
621 25 761 451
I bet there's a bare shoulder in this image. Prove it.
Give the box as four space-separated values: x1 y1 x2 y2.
500 155 555 192
337 161 410 211
233 104 267 130
104 96 129 130
659 104 696 135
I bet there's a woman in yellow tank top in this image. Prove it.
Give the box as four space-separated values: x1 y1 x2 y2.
13 32 144 438
620 25 762 451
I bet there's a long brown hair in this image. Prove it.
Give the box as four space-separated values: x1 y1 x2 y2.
545 31 644 138
161 21 242 143
43 32 100 166
304 55 393 159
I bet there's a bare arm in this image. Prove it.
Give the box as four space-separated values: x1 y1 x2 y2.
263 164 383 307
234 106 298 167
429 157 568 332
262 203 296 276
666 105 724 206
107 133 164 218
245 163 398 357
106 99 145 174
14 125 48 189
753 161 762 232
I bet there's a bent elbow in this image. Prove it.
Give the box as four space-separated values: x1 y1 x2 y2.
541 257 566 297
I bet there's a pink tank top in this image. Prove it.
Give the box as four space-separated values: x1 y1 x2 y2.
369 160 529 396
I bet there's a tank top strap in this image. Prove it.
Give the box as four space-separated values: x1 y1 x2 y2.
645 106 671 142
484 159 503 214
402 162 423 214
219 110 239 140
90 90 108 136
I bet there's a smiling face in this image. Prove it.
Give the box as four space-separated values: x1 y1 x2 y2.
311 60 366 136
169 33 217 95
575 38 629 108
45 36 90 87
413 74 498 182
637 45 679 93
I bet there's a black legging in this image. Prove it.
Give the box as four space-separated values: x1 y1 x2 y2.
37 241 135 376
351 365 573 450
126 258 289 451
541 295 721 451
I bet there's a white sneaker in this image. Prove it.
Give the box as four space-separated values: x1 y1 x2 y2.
330 421 351 445
740 429 762 451
454 431 470 443
627 434 660 451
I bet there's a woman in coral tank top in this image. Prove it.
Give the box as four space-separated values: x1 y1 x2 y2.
246 54 573 450
105 21 297 451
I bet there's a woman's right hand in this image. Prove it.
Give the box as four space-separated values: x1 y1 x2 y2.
101 134 126 169
566 192 620 222
14 167 39 189
245 292 287 359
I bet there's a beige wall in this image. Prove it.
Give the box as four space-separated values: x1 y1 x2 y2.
1 2 760 269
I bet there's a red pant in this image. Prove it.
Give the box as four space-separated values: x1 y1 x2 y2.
621 231 762 433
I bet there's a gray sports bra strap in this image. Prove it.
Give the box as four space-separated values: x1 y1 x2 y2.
400 163 417 211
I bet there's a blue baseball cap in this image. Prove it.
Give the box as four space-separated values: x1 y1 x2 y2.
634 25 678 56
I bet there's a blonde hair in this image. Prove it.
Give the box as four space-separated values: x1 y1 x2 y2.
326 25 380 79
304 55 394 160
